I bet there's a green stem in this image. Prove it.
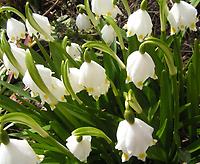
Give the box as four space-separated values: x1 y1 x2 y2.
121 0 131 16
84 0 99 27
171 75 181 147
0 6 26 21
174 34 184 105
139 37 177 76
0 125 10 145
140 0 148 10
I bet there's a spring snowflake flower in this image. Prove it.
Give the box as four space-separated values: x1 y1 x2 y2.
68 68 84 93
167 1 198 34
127 9 153 42
66 43 82 60
76 13 92 31
0 139 42 164
79 60 110 99
115 119 156 162
66 135 92 162
23 64 68 107
101 24 116 45
126 51 156 90
6 18 26 42
3 43 27 78
91 0 121 18
26 13 52 41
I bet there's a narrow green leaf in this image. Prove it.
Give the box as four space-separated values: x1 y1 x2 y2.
0 80 36 101
0 6 26 21
186 139 200 153
72 127 112 144
0 112 49 137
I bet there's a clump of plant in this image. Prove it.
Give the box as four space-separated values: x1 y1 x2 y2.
0 0 199 163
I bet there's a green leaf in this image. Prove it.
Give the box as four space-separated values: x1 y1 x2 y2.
61 60 83 104
0 112 49 137
186 139 200 153
0 80 36 101
25 50 57 105
1 31 24 76
190 0 200 7
0 6 26 21
72 127 112 144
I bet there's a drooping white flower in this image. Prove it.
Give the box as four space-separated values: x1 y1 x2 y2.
68 68 84 93
127 9 153 42
101 24 116 45
6 18 26 42
0 139 41 164
26 13 53 41
23 64 68 107
66 43 82 60
115 119 156 162
167 1 198 34
91 0 113 16
76 13 92 31
126 51 156 90
3 43 27 78
79 60 110 99
66 135 92 162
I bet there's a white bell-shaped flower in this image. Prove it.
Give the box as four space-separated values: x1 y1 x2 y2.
3 43 27 78
0 139 41 164
6 18 26 42
91 0 114 16
126 51 156 90
76 13 92 31
68 68 84 93
26 13 52 41
115 119 156 162
167 1 198 34
101 24 116 45
66 135 92 162
23 64 68 107
127 9 153 42
79 60 110 99
66 43 82 60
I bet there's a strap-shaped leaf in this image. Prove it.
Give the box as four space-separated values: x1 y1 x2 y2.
72 127 112 144
0 112 48 137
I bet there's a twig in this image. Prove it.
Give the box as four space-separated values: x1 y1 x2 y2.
43 0 60 16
